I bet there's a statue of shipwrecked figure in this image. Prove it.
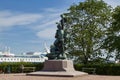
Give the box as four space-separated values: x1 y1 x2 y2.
46 15 68 60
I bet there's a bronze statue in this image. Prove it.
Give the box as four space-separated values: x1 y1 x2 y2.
46 15 67 60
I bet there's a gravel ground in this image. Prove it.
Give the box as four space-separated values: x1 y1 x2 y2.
0 73 120 80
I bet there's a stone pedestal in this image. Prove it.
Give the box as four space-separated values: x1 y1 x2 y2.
27 60 88 77
42 60 74 71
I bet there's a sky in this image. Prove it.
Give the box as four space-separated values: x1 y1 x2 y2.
0 0 120 55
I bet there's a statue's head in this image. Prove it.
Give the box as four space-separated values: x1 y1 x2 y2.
57 24 62 30
60 15 67 23
50 45 55 48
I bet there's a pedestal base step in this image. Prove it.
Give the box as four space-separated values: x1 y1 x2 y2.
27 71 88 77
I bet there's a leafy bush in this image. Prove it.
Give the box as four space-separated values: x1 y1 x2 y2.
0 62 120 75
0 62 44 73
74 63 120 75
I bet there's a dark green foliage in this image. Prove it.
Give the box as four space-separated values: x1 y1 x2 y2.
63 0 112 64
103 6 120 61
0 62 43 73
74 63 120 75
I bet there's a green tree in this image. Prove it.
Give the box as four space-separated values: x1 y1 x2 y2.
63 0 112 64
103 6 120 61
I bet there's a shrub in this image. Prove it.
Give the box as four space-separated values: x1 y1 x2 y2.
74 63 120 75
0 62 44 73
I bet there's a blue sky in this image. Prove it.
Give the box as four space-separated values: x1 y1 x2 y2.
0 0 120 54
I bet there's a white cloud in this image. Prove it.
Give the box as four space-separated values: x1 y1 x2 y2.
0 11 12 17
44 8 60 13
37 27 56 39
0 8 65 39
33 11 63 30
34 18 59 30
0 10 42 31
34 12 63 39
32 8 65 39
44 7 67 14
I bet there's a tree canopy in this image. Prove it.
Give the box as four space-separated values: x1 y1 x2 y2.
53 0 120 64
62 0 112 64
103 6 120 61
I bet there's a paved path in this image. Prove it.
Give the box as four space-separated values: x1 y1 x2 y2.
0 73 120 80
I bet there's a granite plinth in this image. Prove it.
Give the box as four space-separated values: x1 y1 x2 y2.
27 60 88 77
42 60 75 71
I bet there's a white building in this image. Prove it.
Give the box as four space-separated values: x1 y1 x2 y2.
0 55 47 63
0 47 48 63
